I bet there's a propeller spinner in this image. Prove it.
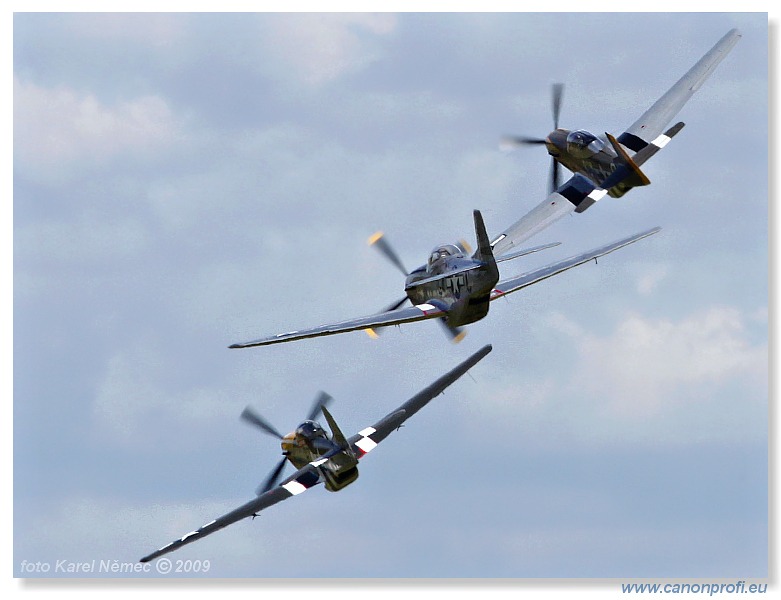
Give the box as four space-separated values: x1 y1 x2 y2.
241 392 333 495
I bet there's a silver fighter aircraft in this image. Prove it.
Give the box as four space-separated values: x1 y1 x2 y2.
229 209 660 348
140 344 492 563
493 28 740 257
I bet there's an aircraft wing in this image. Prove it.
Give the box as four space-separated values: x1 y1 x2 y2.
617 28 740 153
490 175 607 257
491 226 661 299
140 345 491 564
140 462 324 563
229 302 447 349
347 344 492 457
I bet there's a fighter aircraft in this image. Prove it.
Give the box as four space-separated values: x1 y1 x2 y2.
229 209 660 348
139 344 492 563
492 28 740 257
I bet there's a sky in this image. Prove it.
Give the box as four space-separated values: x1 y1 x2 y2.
11 9 768 586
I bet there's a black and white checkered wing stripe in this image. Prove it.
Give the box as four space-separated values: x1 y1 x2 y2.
140 464 324 563
279 463 323 495
353 427 380 457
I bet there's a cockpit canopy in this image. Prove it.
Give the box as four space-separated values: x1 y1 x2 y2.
565 129 605 158
295 420 327 441
427 244 462 272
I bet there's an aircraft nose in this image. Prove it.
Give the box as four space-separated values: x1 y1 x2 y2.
545 129 567 155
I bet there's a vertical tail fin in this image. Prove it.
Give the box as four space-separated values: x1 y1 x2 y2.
321 405 351 453
472 210 495 264
471 209 499 285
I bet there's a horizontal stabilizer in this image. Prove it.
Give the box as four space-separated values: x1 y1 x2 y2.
495 242 561 263
629 121 685 168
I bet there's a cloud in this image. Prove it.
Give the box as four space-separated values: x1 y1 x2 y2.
636 264 669 295
14 76 182 183
65 12 186 46
91 335 234 449
556 306 766 414
472 305 767 446
255 13 398 87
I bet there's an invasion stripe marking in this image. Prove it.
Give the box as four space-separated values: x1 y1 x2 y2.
415 303 437 314
355 436 378 454
587 188 608 202
358 427 376 437
651 133 672 148
282 480 307 495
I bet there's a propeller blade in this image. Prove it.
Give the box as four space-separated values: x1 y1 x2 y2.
365 297 409 339
502 83 563 155
438 318 467 344
552 83 563 130
305 391 333 423
240 406 284 440
457 238 473 255
549 157 561 195
256 457 287 496
500 135 547 149
368 231 408 276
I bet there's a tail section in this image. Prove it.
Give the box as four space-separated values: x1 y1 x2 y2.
321 405 351 453
319 405 359 491
472 209 496 267
600 121 685 199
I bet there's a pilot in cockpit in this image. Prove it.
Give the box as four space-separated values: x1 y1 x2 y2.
565 129 606 158
427 244 461 273
296 420 326 442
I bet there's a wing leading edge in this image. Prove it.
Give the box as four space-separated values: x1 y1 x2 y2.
139 477 311 563
140 345 492 564
229 302 446 349
347 343 492 455
618 28 740 152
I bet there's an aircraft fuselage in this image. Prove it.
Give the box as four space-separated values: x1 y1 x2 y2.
282 422 359 492
545 128 636 198
403 250 499 327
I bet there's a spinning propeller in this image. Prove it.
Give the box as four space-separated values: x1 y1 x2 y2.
367 231 466 342
501 83 564 194
241 391 333 495
365 231 411 337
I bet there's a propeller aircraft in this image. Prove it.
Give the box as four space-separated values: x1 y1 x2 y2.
492 28 740 257
229 209 661 348
140 344 492 563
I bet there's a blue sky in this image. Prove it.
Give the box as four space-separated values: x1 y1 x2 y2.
12 11 767 583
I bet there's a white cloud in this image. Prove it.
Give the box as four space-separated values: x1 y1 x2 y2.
14 77 182 182
256 13 398 87
472 305 767 446
636 264 669 295
556 306 767 417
